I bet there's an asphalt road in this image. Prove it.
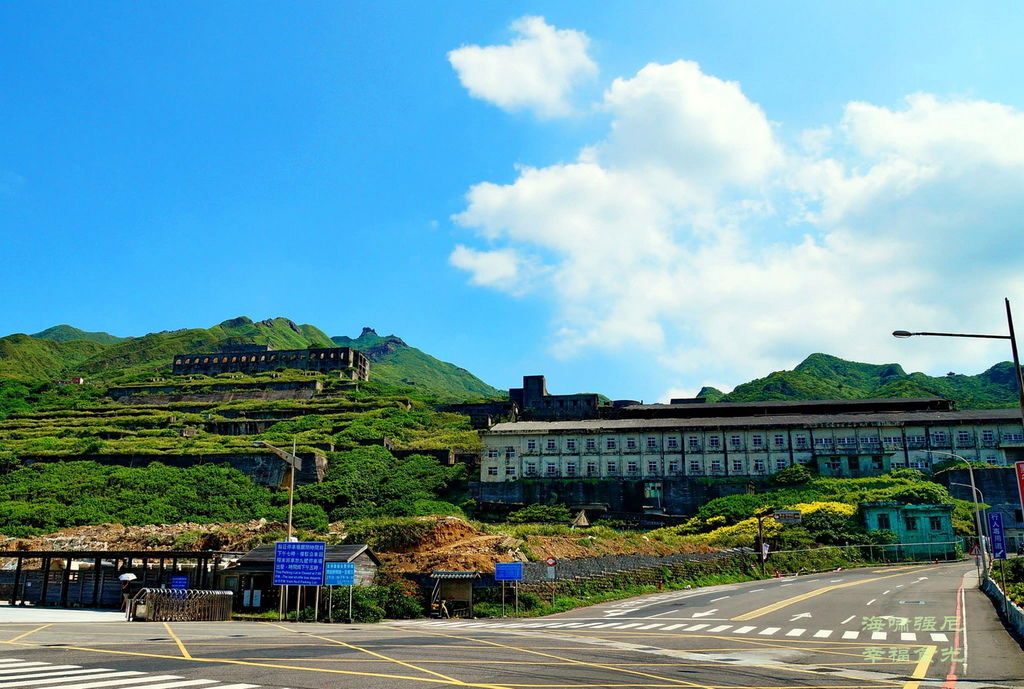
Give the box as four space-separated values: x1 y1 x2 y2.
0 561 1021 689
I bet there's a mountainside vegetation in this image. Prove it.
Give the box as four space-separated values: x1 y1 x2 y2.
1 316 501 401
700 353 1020 408
333 327 501 400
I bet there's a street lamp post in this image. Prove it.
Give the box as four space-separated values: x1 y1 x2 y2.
892 297 1024 427
927 450 988 577
253 438 300 620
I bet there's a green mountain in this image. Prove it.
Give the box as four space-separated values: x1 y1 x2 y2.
31 325 124 345
704 353 1020 408
1 318 501 401
333 327 502 400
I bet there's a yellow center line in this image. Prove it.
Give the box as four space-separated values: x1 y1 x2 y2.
731 566 942 620
5 623 51 642
901 645 935 689
260 622 513 689
162 621 192 659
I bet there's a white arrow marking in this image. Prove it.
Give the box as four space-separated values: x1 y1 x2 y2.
789 612 812 622
692 609 718 617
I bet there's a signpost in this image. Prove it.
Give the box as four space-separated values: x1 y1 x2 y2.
273 541 326 622
169 575 189 590
988 512 1009 616
325 561 356 622
495 563 523 616
773 510 803 525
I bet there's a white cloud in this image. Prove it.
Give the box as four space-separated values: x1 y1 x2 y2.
449 28 1024 394
448 245 537 295
448 16 597 118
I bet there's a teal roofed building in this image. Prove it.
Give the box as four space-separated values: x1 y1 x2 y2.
860 502 960 560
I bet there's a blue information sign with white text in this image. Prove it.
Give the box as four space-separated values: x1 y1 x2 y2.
495 562 523 581
988 512 1007 560
273 541 327 586
324 561 356 586
169 575 189 590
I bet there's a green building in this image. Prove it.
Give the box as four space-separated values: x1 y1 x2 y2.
860 502 959 559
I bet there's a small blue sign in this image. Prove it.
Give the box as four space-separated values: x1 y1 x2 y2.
273 541 327 586
169 575 189 590
988 512 1007 560
325 561 355 586
494 562 523 581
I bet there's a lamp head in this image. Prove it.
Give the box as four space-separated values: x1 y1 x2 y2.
892 330 913 338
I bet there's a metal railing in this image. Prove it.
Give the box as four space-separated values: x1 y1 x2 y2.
127 588 234 622
770 541 963 566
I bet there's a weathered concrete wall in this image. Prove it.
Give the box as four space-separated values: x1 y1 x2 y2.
115 389 318 405
20 452 325 487
173 347 369 380
474 477 764 516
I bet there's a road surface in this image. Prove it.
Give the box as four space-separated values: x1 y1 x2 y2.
0 560 1020 688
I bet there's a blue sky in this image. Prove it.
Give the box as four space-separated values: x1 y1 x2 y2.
3 2 1023 400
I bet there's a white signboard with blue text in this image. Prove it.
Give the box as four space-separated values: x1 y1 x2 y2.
324 561 356 586
273 541 327 586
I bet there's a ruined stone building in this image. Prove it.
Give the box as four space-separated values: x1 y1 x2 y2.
172 345 370 380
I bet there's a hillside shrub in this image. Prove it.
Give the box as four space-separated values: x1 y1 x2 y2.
507 504 572 524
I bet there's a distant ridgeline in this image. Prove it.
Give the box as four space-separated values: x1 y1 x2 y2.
172 344 370 380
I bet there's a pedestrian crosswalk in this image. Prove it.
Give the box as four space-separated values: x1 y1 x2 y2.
0 659 265 689
396 619 951 643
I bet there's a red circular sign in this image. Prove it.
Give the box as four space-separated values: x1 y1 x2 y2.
544 557 557 567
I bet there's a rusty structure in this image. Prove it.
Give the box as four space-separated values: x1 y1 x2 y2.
172 345 370 380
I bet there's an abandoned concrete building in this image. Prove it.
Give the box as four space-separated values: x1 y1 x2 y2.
510 375 601 421
476 397 1024 514
172 345 370 380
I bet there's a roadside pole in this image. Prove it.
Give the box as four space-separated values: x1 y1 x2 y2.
314 586 320 622
348 584 353 623
329 585 333 622
501 580 506 617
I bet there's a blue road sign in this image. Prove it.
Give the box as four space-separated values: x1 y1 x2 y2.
273 541 327 586
494 562 523 581
169 575 189 590
988 512 1007 560
325 561 356 586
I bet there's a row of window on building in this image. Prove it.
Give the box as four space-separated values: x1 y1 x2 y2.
175 351 348 365
490 429 1024 456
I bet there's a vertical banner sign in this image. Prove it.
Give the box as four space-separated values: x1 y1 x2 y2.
988 512 1007 560
273 541 327 586
1016 462 1024 515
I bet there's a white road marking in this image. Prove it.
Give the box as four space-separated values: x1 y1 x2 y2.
901 632 917 641
635 623 663 630
882 590 890 595
660 624 687 631
592 622 624 628
841 615 856 624
0 661 262 689
931 632 949 642
708 625 732 632
0 670 116 682
896 584 904 588
0 671 148 687
733 626 757 634
691 609 718 617
683 623 709 631
866 599 877 605
750 588 764 592
789 612 812 621
830 579 842 583
871 631 887 640
758 627 781 635
785 628 806 637
780 584 793 587
615 623 643 629
813 629 833 638
842 631 860 639
710 596 730 602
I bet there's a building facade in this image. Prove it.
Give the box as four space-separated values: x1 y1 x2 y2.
861 502 958 558
172 345 370 380
509 375 601 421
480 406 1024 484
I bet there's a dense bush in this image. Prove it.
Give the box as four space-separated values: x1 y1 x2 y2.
507 503 572 524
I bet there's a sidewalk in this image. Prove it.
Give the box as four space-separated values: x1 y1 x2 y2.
0 605 125 623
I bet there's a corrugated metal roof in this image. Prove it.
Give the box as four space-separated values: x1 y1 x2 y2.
488 408 1023 433
430 570 480 579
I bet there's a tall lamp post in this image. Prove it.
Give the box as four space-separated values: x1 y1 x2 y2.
253 439 300 620
927 451 988 575
892 297 1024 427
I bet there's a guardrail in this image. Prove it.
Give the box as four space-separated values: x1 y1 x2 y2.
126 588 234 622
982 574 1024 638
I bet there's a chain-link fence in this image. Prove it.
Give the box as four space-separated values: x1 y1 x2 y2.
769 540 963 570
127 588 234 621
